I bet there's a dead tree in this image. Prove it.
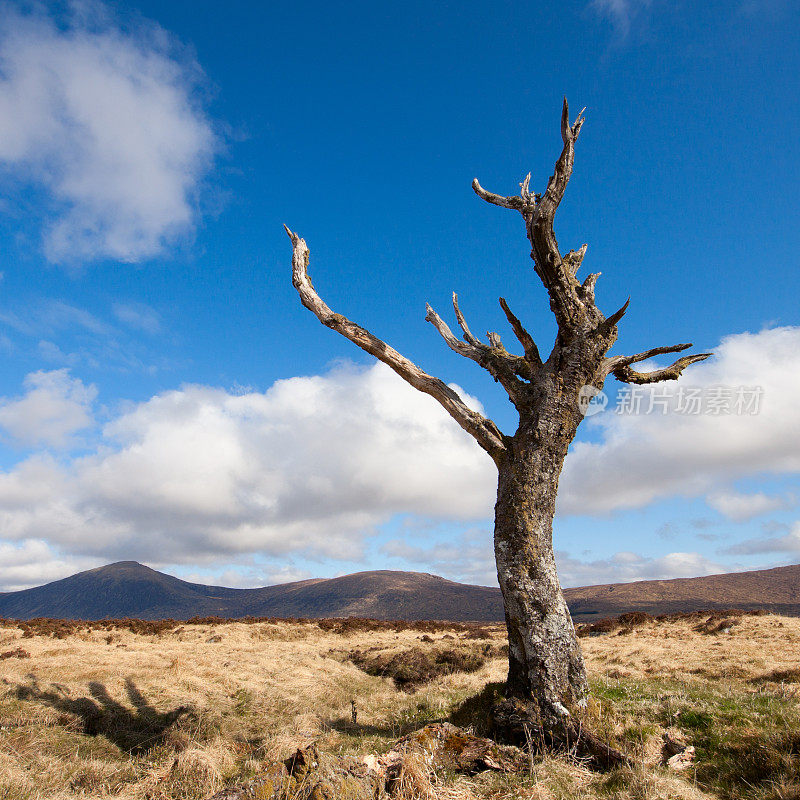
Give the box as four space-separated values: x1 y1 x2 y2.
285 101 710 760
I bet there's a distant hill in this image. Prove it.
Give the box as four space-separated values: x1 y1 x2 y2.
0 562 504 621
0 561 798 622
564 563 800 620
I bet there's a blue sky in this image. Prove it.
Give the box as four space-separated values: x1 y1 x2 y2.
0 0 798 592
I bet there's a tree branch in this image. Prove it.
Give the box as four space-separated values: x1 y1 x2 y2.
600 298 630 332
579 272 601 304
425 303 483 361
498 297 542 367
452 293 482 346
563 244 588 276
473 99 595 334
611 351 712 385
471 179 529 212
286 226 507 460
425 302 531 402
605 343 691 371
525 98 586 331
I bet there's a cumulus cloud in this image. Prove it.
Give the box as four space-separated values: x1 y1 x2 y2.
0 369 96 447
560 327 800 515
0 539 99 592
706 489 795 522
0 2 216 263
0 363 495 566
2 327 799 589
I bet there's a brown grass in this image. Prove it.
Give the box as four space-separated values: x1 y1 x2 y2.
0 648 30 660
345 643 498 689
0 612 797 799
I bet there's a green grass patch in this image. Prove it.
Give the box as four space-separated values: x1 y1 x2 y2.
590 676 800 800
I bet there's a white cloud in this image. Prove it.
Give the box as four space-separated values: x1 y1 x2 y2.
560 327 800 515
0 300 112 338
2 327 799 588
38 339 80 366
556 550 728 588
0 299 164 372
173 564 313 589
0 539 99 593
727 521 800 555
0 363 495 565
0 369 96 447
706 489 795 522
0 2 216 263
382 528 497 586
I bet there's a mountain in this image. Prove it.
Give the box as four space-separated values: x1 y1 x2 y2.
564 563 800 620
0 562 504 621
0 561 798 622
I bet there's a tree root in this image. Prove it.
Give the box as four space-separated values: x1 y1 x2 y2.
489 697 632 770
204 702 632 799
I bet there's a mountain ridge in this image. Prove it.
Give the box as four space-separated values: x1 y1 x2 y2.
0 561 797 621
0 562 505 621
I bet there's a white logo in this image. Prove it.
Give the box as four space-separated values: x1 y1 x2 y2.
578 385 608 417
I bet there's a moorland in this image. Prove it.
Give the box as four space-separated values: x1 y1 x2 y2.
1 610 799 799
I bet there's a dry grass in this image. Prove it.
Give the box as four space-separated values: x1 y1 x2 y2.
0 613 797 799
344 642 503 690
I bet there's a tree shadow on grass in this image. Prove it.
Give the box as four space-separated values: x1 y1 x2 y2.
448 682 505 736
14 675 190 754
325 682 506 743
326 717 402 738
326 713 448 740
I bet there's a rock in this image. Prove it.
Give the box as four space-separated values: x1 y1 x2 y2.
204 723 525 799
666 746 696 770
390 722 526 775
662 731 695 770
661 730 688 759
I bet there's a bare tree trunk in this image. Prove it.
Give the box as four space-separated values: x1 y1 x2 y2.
487 382 593 746
494 439 587 721
490 392 631 768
